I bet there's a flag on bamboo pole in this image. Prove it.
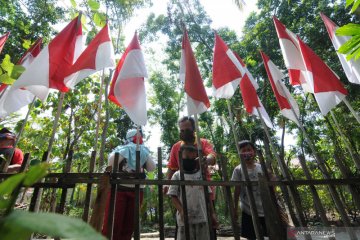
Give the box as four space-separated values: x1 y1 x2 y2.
180 29 210 115
320 13 360 85
298 37 348 116
273 16 313 93
212 33 243 98
0 38 42 117
235 53 273 128
11 15 83 101
108 32 148 126
260 51 300 126
64 23 115 89
0 32 10 54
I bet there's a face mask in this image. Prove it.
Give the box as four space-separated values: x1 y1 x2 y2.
182 158 198 172
180 129 195 142
240 151 254 161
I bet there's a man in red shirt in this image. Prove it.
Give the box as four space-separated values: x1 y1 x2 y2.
164 116 216 199
0 128 23 173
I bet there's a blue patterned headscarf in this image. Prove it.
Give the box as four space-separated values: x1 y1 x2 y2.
112 142 150 171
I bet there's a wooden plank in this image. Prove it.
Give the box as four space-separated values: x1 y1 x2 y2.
133 150 141 240
56 150 73 214
157 147 165 240
219 154 239 240
82 150 97 222
178 150 190 240
107 153 119 240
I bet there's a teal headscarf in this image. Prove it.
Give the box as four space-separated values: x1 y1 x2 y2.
112 142 150 171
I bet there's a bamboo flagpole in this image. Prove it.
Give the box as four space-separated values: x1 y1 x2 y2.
330 110 360 171
133 125 141 240
226 100 264 240
193 114 216 240
343 97 360 125
276 84 356 237
93 69 105 167
255 107 310 229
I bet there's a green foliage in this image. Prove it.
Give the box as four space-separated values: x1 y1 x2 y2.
1 211 105 240
0 164 105 240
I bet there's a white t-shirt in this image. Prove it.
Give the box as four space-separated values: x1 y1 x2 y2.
167 170 210 226
231 163 264 216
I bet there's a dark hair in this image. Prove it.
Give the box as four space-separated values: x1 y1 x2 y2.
178 116 195 130
238 140 255 150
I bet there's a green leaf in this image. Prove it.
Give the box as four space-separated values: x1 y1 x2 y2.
88 0 100 11
338 35 360 55
0 211 106 240
70 0 77 8
346 0 355 8
351 0 360 13
10 65 25 79
23 163 49 186
336 23 360 36
93 12 106 27
0 173 26 196
22 39 32 50
1 54 14 74
0 73 15 85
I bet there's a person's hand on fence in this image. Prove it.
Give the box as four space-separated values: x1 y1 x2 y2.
163 185 169 194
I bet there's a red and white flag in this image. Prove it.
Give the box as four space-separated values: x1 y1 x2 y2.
273 17 313 93
180 29 210 115
64 23 115 89
321 13 360 85
260 51 300 126
11 15 83 101
212 33 243 98
298 37 348 115
0 38 42 118
0 32 10 54
235 53 273 128
108 32 148 126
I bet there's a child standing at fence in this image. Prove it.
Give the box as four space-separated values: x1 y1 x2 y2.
231 140 268 239
167 144 218 240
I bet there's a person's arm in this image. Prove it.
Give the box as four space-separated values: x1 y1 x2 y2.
164 144 179 194
7 148 23 173
107 152 124 168
145 156 156 172
170 195 184 220
202 139 216 166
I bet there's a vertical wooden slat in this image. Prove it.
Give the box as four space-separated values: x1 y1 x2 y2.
219 155 239 240
178 150 190 240
82 150 97 222
56 150 73 214
133 150 141 240
29 151 48 212
258 174 286 240
20 152 31 172
157 147 165 240
107 153 119 240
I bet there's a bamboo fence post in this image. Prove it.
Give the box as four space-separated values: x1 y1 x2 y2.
56 150 73 214
219 154 240 240
82 150 97 222
107 153 119 240
157 147 165 240
178 150 190 240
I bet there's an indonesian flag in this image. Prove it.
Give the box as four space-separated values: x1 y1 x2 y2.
321 13 360 85
235 53 273 128
298 37 348 116
108 32 148 126
212 33 243 98
180 29 210 115
64 23 115 89
0 38 42 118
273 17 313 93
260 51 300 126
11 15 83 101
0 32 10 54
